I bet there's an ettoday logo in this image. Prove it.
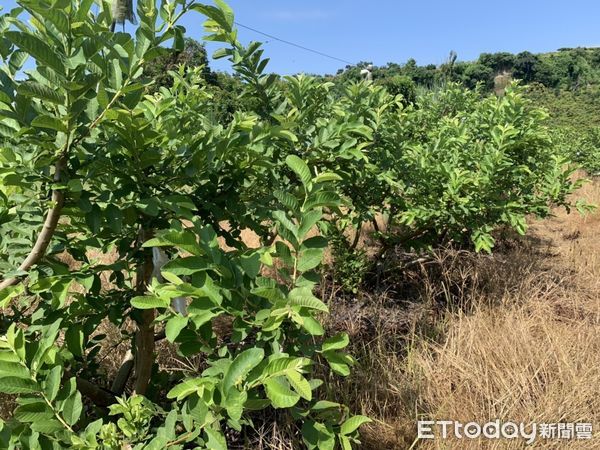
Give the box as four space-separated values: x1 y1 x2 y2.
417 420 593 444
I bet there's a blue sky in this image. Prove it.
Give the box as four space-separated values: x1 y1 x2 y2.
3 1 600 74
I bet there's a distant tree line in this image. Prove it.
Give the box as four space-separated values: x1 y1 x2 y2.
332 47 600 97
145 40 600 123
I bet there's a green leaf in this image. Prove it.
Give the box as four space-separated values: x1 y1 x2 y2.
205 427 228 450
224 388 247 422
472 231 495 253
274 190 299 212
313 172 342 183
302 420 336 450
223 348 264 392
212 47 230 59
297 248 323 272
187 395 209 424
289 288 329 313
262 357 306 377
323 351 353 377
304 191 341 211
300 314 324 336
340 415 372 435
31 115 67 133
6 324 25 361
191 5 231 33
273 211 299 241
0 361 30 379
143 231 203 256
8 50 29 74
136 198 159 216
251 285 286 303
43 9 70 34
339 435 353 450
50 278 73 309
65 325 84 357
31 419 64 434
83 204 101 235
285 371 312 401
271 126 297 142
263 376 300 408
0 285 24 308
302 236 328 250
311 400 341 412
62 391 83 426
0 352 20 363
110 59 123 90
214 0 235 28
163 257 210 276
286 155 312 188
131 295 169 309
17 81 64 104
44 366 62 401
14 401 53 423
167 378 210 401
162 271 184 285
165 315 188 343
0 377 38 394
298 210 322 240
105 204 123 233
322 333 349 352
240 253 261 278
188 299 217 327
4 31 64 74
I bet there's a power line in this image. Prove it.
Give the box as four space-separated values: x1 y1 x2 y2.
234 21 354 66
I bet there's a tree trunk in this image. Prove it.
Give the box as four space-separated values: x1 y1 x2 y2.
133 228 155 396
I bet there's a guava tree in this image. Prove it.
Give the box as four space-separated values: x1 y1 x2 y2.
0 1 368 448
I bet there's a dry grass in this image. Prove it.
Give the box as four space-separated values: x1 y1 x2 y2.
324 174 600 449
413 299 600 450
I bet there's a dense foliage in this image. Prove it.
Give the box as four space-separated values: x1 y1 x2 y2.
526 83 600 175
0 1 587 449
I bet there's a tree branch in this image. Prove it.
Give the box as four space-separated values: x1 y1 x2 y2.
111 349 134 395
0 156 67 290
75 377 116 407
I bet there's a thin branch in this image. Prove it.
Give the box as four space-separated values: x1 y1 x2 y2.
0 82 128 291
350 222 362 250
75 376 117 407
0 156 67 290
111 349 134 395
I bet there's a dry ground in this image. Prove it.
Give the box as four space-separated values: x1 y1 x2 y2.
325 175 600 449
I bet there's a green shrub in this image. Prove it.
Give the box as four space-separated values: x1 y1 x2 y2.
387 83 585 251
375 75 417 105
0 2 368 449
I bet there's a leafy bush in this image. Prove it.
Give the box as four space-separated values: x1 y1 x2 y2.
0 1 369 448
387 84 585 251
375 75 416 105
271 79 584 253
325 223 371 295
553 127 600 176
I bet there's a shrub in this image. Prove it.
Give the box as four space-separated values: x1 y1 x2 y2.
0 1 368 448
375 75 417 105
